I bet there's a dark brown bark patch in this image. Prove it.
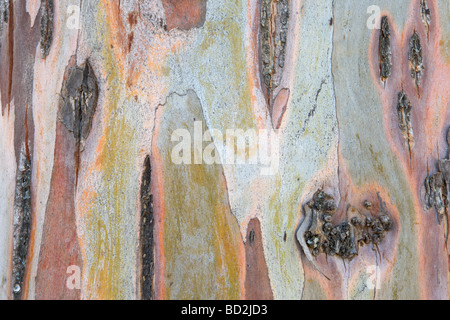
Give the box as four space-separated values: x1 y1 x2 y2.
420 0 431 38
425 127 450 226
409 32 424 96
397 90 414 164
301 190 393 261
12 150 32 300
379 16 392 84
128 11 138 28
58 60 98 184
59 60 98 145
259 0 289 105
40 0 53 58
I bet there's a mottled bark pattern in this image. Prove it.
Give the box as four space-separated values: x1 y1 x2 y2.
0 0 449 301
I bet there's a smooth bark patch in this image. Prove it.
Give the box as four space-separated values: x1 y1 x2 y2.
162 0 207 31
35 121 82 300
244 218 273 300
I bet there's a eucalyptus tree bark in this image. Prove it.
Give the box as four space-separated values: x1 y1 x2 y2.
0 0 449 300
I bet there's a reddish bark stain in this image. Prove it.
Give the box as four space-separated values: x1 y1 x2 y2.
127 32 134 53
161 0 207 31
128 11 138 28
272 88 290 129
35 122 82 299
0 2 13 114
244 218 273 300
0 0 40 166
11 0 40 167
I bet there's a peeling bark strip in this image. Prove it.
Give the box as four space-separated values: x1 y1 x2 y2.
155 90 243 299
300 190 393 263
40 0 53 58
161 0 207 31
260 0 289 103
12 151 32 300
379 16 392 84
35 120 82 300
420 0 431 38
397 90 414 161
408 32 424 96
425 127 450 225
10 0 40 168
140 155 154 300
59 61 98 154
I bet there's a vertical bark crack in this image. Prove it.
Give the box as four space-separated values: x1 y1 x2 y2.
260 0 289 107
397 90 414 165
12 150 32 300
140 155 154 300
409 32 424 97
379 16 392 85
40 0 54 58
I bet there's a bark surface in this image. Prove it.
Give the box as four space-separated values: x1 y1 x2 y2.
0 0 449 300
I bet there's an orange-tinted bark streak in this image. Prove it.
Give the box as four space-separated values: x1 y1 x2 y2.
150 118 166 300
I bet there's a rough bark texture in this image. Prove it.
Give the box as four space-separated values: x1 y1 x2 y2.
0 0 449 300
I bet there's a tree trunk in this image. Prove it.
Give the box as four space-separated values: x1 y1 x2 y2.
0 0 449 300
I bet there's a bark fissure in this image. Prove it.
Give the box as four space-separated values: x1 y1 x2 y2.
12 150 32 300
40 0 53 58
420 0 431 39
379 16 392 84
397 90 414 165
260 0 289 107
425 128 450 233
140 155 154 300
59 60 99 183
409 32 424 97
